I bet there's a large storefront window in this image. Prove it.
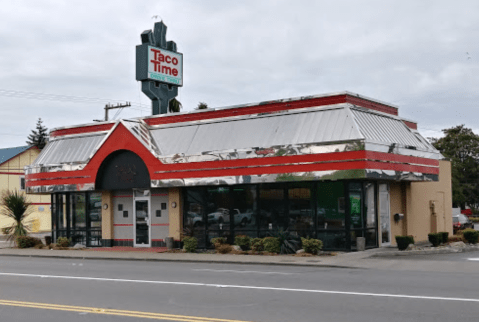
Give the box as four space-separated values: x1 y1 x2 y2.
185 186 258 246
184 180 379 251
51 192 102 247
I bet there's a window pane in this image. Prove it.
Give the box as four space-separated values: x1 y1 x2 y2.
206 187 231 232
70 193 86 229
89 193 102 228
259 186 285 231
364 183 376 229
288 186 313 232
58 194 67 229
51 195 57 231
349 183 363 229
317 181 345 229
231 186 257 233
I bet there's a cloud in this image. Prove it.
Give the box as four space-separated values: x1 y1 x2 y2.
0 0 478 148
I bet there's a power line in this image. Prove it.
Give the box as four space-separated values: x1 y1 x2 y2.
0 89 149 111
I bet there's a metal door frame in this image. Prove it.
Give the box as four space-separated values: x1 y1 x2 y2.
133 190 151 247
379 183 392 246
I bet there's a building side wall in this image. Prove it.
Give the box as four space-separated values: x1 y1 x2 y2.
151 189 169 244
0 148 51 233
389 182 405 244
408 160 453 242
112 190 134 243
101 191 113 245
168 188 182 241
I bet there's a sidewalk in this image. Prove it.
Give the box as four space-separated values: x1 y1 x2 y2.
1 245 478 274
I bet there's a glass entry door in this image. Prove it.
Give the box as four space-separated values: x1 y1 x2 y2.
134 197 150 247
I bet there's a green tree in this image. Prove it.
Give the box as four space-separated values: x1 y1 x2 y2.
26 118 48 149
432 125 479 209
0 190 32 243
168 98 182 113
196 102 208 110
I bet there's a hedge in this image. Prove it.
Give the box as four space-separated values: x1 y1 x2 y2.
395 235 415 251
183 236 198 252
428 233 442 247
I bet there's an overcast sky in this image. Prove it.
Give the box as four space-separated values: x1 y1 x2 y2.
0 0 478 148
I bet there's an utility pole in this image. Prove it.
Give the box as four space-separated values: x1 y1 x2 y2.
94 102 131 122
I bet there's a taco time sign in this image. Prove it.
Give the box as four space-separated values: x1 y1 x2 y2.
136 45 183 86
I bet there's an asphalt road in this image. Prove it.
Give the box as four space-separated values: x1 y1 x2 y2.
0 256 478 322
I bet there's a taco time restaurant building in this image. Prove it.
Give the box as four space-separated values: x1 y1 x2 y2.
25 92 452 250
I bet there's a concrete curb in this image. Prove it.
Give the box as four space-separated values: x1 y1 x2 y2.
369 245 479 257
0 251 358 269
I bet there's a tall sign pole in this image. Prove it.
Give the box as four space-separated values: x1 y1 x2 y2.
136 21 183 115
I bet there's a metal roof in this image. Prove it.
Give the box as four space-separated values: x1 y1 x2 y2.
0 145 31 165
150 104 438 157
32 133 106 165
350 108 430 150
30 103 440 168
150 105 363 156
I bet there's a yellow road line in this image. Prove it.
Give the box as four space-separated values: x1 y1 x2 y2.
0 299 254 322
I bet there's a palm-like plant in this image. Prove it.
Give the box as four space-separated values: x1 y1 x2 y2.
1 190 32 243
168 98 182 113
268 229 302 254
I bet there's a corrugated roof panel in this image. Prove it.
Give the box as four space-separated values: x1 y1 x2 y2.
0 145 31 165
351 108 428 149
150 107 363 156
32 134 106 165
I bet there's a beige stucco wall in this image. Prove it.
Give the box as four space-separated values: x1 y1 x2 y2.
389 160 453 245
408 160 453 241
101 191 113 240
168 187 182 241
389 182 406 241
0 148 51 233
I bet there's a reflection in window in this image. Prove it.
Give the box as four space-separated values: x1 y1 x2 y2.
231 186 257 232
206 187 231 231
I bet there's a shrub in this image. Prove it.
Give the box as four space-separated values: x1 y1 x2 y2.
44 236 52 246
395 235 415 251
210 237 227 246
448 235 464 243
56 237 71 248
234 235 251 251
462 229 479 244
301 237 323 254
251 238 264 252
428 233 442 247
438 232 449 244
263 237 280 253
16 236 42 249
216 244 232 254
183 236 197 253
